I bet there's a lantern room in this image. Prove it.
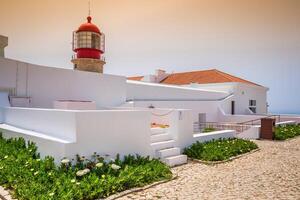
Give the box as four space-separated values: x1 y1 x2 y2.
71 16 106 73
72 16 105 59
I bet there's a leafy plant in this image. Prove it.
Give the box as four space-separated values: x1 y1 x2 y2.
183 138 258 161
203 127 217 133
274 124 300 140
0 134 172 199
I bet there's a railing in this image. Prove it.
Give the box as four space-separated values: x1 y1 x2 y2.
238 114 281 126
194 122 252 134
71 54 106 62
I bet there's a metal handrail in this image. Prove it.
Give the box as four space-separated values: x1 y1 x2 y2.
194 122 253 134
238 114 281 125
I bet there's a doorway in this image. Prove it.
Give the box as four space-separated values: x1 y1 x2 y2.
231 101 235 115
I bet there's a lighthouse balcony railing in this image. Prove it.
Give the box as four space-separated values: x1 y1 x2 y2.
72 54 106 62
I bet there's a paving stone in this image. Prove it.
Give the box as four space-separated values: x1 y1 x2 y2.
119 138 300 200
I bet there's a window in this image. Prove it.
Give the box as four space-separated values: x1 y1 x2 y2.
249 100 257 113
249 100 256 107
74 32 101 50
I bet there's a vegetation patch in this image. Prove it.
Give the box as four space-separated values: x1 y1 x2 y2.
0 134 172 200
274 124 300 140
202 127 217 133
183 138 258 161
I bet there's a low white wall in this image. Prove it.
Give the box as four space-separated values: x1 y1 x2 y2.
1 107 153 161
68 110 152 159
4 107 76 142
193 130 236 143
278 115 300 124
276 121 296 125
167 109 194 151
236 126 260 139
1 129 68 162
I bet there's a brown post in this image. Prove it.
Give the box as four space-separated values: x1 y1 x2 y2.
260 118 275 140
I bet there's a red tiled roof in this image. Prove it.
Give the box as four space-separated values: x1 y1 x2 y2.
127 76 144 81
127 69 261 86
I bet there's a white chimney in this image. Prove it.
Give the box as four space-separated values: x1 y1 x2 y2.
154 69 169 83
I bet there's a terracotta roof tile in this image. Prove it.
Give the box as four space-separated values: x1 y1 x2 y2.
128 69 261 86
127 76 144 81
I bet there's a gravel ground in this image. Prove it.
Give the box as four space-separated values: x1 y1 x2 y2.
119 137 300 200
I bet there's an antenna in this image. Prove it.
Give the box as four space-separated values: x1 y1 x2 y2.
88 0 91 16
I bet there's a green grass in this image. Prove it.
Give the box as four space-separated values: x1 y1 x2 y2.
274 124 300 140
183 138 258 161
0 134 172 200
202 127 217 133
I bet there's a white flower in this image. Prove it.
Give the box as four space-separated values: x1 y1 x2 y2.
111 164 121 170
4 155 8 159
61 159 70 164
76 170 85 177
76 168 90 177
96 162 103 168
83 168 90 173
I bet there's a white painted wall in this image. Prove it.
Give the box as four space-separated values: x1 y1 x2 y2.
124 100 220 122
234 83 268 114
193 130 236 143
168 109 194 151
0 57 126 108
4 107 77 142
126 80 229 101
188 82 268 115
1 129 68 162
1 107 153 161
69 110 152 158
236 126 261 139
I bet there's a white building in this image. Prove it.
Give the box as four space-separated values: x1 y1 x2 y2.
128 69 269 115
0 17 298 167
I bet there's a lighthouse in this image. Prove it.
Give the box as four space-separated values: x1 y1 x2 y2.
72 16 105 73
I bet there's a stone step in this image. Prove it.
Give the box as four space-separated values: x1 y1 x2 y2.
150 133 172 143
151 127 168 135
162 154 187 167
157 147 180 158
150 140 175 151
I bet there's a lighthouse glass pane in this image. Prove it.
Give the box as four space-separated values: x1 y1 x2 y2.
100 33 105 52
92 33 101 50
75 32 101 50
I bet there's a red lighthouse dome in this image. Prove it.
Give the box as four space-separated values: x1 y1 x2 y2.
77 16 101 34
72 16 105 59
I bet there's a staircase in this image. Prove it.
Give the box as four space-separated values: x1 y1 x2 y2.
150 127 187 167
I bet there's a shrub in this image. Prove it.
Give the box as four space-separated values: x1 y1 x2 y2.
203 127 217 133
0 134 172 199
274 124 300 140
183 138 258 161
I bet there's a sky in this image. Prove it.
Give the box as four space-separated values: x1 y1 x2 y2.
0 0 299 114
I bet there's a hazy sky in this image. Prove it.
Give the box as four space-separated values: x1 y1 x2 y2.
0 0 299 114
